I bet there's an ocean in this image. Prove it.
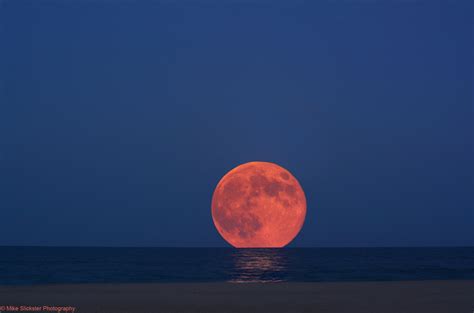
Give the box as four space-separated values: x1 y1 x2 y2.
0 247 473 285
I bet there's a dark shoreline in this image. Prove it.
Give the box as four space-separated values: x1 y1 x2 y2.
1 280 473 313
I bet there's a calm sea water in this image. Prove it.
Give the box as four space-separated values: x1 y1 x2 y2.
0 247 473 285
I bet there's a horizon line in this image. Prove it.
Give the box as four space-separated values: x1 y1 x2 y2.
0 245 473 249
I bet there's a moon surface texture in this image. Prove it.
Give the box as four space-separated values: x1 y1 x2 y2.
211 162 307 248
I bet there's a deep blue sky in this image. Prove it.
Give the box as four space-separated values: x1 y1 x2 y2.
0 0 472 247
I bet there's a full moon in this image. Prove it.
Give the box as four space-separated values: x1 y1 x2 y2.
211 161 307 248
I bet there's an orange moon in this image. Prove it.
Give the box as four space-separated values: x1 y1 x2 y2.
211 161 307 248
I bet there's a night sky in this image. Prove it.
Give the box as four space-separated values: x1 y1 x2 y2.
1 0 472 247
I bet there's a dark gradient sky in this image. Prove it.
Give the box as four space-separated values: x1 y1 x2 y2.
0 0 472 247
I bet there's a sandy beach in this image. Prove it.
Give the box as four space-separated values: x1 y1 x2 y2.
0 280 473 313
